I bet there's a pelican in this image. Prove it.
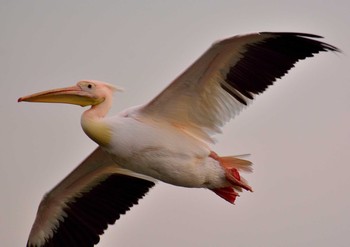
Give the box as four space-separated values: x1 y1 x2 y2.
19 32 339 247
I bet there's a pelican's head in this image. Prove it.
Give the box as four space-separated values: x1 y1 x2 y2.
18 80 122 107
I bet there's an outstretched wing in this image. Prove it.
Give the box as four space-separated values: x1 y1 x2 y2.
139 32 339 143
27 147 155 247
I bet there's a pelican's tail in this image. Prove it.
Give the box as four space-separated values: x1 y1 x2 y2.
210 153 253 204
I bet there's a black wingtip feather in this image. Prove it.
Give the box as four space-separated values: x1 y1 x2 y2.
30 174 155 247
260 32 340 53
222 32 340 105
260 32 323 39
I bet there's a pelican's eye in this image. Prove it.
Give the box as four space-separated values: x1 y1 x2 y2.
85 82 95 89
78 81 96 91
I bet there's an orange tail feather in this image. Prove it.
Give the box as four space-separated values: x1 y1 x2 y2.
210 152 253 204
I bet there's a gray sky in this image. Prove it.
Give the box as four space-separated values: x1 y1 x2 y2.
1 1 349 246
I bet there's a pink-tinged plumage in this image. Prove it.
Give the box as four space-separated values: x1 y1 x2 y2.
18 32 339 247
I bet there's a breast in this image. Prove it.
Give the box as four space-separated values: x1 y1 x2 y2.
81 116 113 147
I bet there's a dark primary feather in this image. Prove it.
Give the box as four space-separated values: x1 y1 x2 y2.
223 32 340 105
27 175 155 247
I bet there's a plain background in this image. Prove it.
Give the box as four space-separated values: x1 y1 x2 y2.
1 1 349 246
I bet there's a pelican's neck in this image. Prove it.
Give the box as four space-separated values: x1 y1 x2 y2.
81 98 113 147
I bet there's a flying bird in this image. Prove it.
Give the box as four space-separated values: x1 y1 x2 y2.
19 32 339 247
